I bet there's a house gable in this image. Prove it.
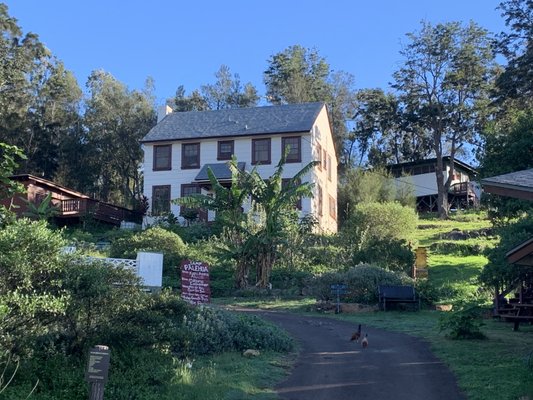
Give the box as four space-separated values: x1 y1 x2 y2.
142 102 338 233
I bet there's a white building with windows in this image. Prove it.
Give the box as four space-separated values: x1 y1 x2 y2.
141 102 338 233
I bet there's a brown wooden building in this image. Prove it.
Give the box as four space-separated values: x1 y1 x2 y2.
1 174 140 226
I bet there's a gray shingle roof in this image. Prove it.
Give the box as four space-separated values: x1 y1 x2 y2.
142 102 325 143
195 162 246 181
481 169 533 192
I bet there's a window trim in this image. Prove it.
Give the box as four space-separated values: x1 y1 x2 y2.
327 154 332 181
153 144 172 171
317 184 323 216
181 142 200 169
282 178 302 210
151 185 171 216
252 138 271 165
282 136 301 163
217 140 234 160
329 195 337 220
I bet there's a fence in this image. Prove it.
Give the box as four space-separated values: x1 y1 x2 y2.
84 252 163 288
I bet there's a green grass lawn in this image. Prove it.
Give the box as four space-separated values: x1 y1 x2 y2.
211 211 532 400
169 351 295 400
226 297 533 400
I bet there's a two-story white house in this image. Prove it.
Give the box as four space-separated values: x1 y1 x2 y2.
387 156 480 212
141 102 338 233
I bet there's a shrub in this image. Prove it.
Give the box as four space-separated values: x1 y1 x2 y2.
109 227 188 287
183 307 293 356
0 219 69 355
438 303 486 340
343 201 418 243
352 237 415 273
311 264 410 304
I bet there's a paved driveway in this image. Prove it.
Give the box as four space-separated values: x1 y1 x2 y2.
257 311 465 400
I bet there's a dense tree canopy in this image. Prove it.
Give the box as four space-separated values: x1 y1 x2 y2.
173 65 259 112
392 21 497 218
495 0 533 103
263 45 356 169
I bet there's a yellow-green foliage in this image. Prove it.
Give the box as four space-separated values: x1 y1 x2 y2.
345 202 418 242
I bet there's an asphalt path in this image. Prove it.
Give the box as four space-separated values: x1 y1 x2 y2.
255 311 466 400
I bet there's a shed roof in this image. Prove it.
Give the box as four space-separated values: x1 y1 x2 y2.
506 237 533 266
194 162 246 182
481 169 533 201
141 102 325 143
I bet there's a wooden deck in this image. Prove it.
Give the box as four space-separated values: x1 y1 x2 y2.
58 199 139 225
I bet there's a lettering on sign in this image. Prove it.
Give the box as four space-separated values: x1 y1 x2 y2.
181 260 211 305
85 346 110 383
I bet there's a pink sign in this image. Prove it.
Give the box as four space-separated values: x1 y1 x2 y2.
180 260 210 305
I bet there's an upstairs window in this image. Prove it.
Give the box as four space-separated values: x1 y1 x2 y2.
153 145 172 171
217 140 234 160
317 184 323 216
323 149 327 170
316 144 322 170
182 143 200 169
328 155 332 181
282 136 301 163
252 138 271 165
329 195 336 219
152 185 171 216
282 178 302 210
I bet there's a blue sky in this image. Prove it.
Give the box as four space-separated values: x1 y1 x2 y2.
6 1 506 105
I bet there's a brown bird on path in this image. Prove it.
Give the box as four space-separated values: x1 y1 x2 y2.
361 333 369 348
350 324 362 342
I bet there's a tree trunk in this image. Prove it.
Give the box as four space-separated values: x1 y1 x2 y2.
235 259 249 289
434 140 449 219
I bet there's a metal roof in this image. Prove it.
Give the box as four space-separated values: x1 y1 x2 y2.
194 162 246 181
141 102 325 143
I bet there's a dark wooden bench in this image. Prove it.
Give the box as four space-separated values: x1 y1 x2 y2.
378 285 420 311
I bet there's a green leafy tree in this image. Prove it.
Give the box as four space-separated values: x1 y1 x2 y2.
480 214 533 304
479 111 533 220
495 0 533 104
22 192 59 222
175 158 253 287
173 65 259 112
0 142 26 226
242 154 317 288
392 21 497 219
350 89 433 167
0 4 82 179
83 70 156 206
264 45 356 168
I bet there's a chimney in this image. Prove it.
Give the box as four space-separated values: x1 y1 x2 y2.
157 105 173 123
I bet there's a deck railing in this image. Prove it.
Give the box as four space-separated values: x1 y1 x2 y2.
60 198 139 224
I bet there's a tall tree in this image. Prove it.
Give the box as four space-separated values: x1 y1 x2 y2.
173 65 259 112
0 4 82 179
392 21 497 219
83 71 156 206
349 89 433 167
479 111 533 220
264 45 356 169
495 0 533 104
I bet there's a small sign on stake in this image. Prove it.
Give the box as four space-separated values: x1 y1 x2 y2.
85 345 110 400
330 284 348 313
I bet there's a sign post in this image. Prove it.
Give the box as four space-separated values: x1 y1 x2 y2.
330 284 347 314
414 247 428 279
85 345 110 400
180 260 211 305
